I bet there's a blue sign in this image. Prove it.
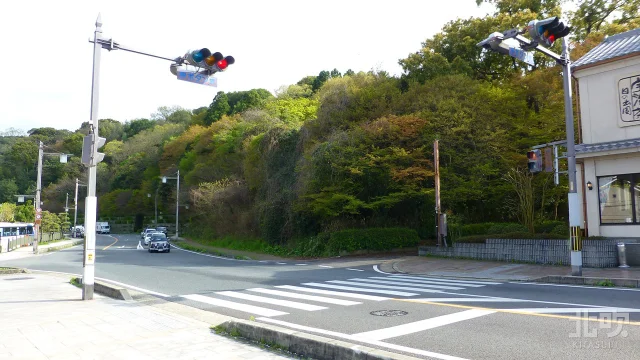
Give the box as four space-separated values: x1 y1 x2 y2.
177 71 217 87
508 47 534 66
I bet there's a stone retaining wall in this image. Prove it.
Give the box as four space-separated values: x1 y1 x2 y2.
419 238 640 268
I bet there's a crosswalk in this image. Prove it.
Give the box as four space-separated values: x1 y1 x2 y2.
178 275 500 318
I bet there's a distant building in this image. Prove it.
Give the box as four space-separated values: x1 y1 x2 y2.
573 28 640 237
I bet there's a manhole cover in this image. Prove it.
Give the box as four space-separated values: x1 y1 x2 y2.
370 310 408 317
3 277 34 281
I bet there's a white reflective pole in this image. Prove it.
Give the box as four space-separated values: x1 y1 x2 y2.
175 170 180 239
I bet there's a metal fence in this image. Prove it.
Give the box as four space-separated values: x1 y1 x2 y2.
6 235 34 252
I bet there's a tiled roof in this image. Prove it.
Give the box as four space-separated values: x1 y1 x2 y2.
576 138 640 154
572 28 640 70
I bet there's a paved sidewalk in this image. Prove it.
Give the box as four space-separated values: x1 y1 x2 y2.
0 239 82 261
0 273 291 360
380 256 640 281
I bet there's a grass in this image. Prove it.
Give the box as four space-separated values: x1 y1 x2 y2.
69 277 82 288
595 279 615 287
211 323 311 359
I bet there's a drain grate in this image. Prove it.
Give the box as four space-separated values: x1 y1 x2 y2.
3 277 34 281
370 310 408 317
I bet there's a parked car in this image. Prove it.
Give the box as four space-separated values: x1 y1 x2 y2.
148 233 170 253
156 226 168 236
96 222 110 234
72 226 85 238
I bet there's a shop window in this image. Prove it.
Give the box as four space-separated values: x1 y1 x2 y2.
598 174 637 224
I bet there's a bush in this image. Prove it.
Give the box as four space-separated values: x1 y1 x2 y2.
536 220 566 234
551 224 569 236
487 223 528 234
326 227 420 255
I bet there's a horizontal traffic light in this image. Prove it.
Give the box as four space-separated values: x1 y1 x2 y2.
528 17 570 48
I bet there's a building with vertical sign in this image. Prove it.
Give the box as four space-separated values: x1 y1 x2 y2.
572 28 640 237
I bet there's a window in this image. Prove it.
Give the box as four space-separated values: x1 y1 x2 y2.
598 174 639 224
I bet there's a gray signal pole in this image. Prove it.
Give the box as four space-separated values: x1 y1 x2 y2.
34 141 43 254
83 14 103 300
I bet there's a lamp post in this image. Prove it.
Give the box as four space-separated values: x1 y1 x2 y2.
161 170 180 239
147 187 159 225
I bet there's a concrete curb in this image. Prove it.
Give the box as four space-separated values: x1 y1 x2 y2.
219 319 421 360
73 277 133 300
0 267 28 275
37 238 83 254
534 275 640 288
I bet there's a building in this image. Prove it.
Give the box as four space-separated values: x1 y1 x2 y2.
573 28 640 237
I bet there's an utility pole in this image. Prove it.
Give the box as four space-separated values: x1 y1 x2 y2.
65 193 69 213
34 141 43 254
83 14 103 300
74 179 79 228
561 37 582 276
176 169 180 239
434 140 442 246
155 187 159 225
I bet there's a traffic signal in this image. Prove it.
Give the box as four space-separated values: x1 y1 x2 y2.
81 134 106 166
527 149 543 173
527 17 570 48
185 49 235 73
186 48 212 66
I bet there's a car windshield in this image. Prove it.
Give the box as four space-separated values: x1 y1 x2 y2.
145 229 156 233
151 236 166 242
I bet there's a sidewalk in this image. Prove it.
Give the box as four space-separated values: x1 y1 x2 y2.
380 256 640 283
0 272 291 360
0 239 82 261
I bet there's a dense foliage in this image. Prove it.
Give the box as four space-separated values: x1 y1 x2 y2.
1 1 636 247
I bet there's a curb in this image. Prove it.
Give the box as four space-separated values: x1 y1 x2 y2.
218 319 421 360
0 267 28 275
534 275 640 288
36 239 83 254
73 277 133 300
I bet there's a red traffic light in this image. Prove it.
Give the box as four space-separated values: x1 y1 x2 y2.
216 56 235 71
527 151 538 160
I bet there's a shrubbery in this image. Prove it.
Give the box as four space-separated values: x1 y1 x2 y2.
455 232 569 243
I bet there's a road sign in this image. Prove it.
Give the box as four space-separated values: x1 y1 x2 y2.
36 208 42 213
35 219 41 225
35 214 42 220
509 46 534 66
177 71 217 87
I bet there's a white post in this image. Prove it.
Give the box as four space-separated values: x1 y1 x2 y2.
74 178 79 228
83 14 103 300
34 141 43 254
562 38 582 276
175 170 180 239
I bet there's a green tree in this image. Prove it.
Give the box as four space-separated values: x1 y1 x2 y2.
123 118 155 139
205 92 231 125
0 179 18 203
0 203 16 222
14 201 34 222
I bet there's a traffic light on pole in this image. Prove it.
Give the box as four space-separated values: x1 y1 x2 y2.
186 48 212 66
527 149 542 173
527 17 570 48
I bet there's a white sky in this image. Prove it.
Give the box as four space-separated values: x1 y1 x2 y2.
0 0 494 132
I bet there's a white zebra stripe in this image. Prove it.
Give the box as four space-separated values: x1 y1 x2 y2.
348 278 464 290
217 291 327 311
182 294 287 317
302 282 419 296
247 288 361 306
276 285 390 301
327 280 443 293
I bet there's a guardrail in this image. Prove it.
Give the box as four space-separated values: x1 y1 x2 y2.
7 235 33 252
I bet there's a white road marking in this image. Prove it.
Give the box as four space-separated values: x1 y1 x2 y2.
182 294 288 317
347 268 365 272
295 264 308 266
511 282 640 292
411 293 608 308
94 277 170 297
170 244 236 261
370 276 486 288
257 317 470 360
302 282 420 296
277 262 287 265
217 291 327 311
352 309 496 341
327 280 444 293
318 265 333 268
510 307 640 314
416 298 524 303
390 275 501 285
259 260 269 263
349 278 464 290
248 288 361 306
372 265 390 274
276 285 390 301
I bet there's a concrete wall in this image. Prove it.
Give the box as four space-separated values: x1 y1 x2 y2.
419 238 640 268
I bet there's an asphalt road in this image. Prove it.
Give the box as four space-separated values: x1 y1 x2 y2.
3 233 640 360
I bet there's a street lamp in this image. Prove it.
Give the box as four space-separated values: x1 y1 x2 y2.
160 170 180 239
147 187 159 225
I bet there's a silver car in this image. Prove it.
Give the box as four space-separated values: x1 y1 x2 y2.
148 234 170 253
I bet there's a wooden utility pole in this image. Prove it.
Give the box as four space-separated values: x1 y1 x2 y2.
434 140 442 246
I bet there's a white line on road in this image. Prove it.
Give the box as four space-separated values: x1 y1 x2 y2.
183 294 288 317
327 280 445 293
510 282 640 292
370 276 486 288
390 275 501 285
318 265 333 268
509 307 640 314
372 265 390 274
415 298 524 303
302 282 420 296
350 278 464 290
170 244 237 261
248 288 361 306
347 268 365 271
94 277 170 298
277 262 287 265
295 264 308 266
217 291 327 311
352 309 496 341
257 317 470 360
276 285 390 301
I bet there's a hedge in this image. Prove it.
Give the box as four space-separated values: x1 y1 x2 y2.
326 227 420 254
455 232 569 243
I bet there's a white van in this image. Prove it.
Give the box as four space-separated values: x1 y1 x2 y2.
96 222 111 234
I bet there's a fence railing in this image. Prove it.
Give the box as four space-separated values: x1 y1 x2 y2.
6 235 34 252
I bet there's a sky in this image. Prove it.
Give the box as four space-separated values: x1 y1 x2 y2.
0 0 494 132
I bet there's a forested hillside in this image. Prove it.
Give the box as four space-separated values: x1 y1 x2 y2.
2 0 639 245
